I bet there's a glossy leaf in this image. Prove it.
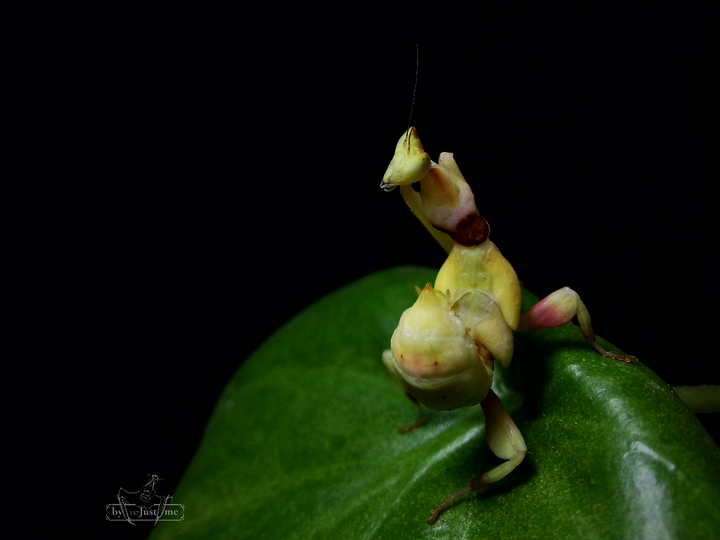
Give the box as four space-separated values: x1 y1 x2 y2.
150 267 720 540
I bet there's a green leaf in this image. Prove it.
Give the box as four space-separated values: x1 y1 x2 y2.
151 267 720 540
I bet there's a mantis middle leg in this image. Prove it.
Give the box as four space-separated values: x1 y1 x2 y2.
517 287 638 363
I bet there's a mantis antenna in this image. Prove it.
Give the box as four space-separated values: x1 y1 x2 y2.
405 43 419 141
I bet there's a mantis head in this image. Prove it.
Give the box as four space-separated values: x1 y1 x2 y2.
381 127 431 191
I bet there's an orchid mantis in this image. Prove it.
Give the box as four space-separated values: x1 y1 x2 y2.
380 127 637 524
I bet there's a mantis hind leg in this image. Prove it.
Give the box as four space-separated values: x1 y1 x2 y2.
397 390 426 434
427 389 526 525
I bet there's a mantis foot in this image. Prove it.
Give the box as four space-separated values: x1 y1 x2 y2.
426 486 472 525
398 419 426 434
591 341 639 363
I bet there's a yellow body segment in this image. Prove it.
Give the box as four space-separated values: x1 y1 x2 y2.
435 242 522 331
385 284 494 411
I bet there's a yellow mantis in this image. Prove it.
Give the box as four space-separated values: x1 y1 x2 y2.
380 127 638 524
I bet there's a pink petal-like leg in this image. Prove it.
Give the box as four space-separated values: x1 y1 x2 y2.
517 287 638 363
427 389 527 524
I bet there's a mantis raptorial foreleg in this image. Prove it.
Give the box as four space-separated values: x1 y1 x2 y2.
398 185 454 254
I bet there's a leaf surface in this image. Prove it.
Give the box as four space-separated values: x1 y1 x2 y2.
151 267 720 540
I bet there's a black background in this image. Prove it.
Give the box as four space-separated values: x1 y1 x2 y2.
94 22 716 539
